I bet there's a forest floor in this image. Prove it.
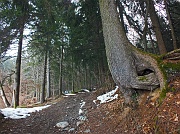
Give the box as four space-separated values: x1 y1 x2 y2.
0 69 180 133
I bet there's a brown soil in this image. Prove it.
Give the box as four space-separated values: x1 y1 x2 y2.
0 77 180 134
78 76 180 134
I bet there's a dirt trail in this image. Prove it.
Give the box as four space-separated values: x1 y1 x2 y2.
0 92 96 134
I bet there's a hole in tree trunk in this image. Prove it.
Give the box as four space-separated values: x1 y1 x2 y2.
137 69 154 76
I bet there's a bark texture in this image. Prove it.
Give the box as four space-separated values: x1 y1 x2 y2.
0 87 10 107
148 0 167 54
164 0 177 50
99 0 164 103
40 51 47 104
14 26 24 107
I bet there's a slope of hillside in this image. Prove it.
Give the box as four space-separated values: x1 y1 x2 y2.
78 77 180 133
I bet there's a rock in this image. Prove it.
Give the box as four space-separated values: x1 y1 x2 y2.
56 121 69 129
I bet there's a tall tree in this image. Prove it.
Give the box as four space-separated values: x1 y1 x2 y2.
46 50 51 98
164 0 177 50
169 1 180 48
148 0 167 54
99 0 165 103
13 0 30 107
58 45 64 96
40 50 47 103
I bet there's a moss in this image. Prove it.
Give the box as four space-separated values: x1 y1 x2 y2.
153 56 167 79
154 115 160 134
156 55 180 104
158 88 167 104
138 76 148 82
131 91 139 108
154 55 180 78
161 62 180 74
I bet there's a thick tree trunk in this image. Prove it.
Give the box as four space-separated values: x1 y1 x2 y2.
99 0 165 103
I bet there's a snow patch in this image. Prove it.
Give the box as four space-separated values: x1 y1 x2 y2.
94 86 119 104
80 89 90 93
80 101 86 109
64 93 76 96
0 105 50 119
79 100 86 115
79 109 83 115
77 100 87 123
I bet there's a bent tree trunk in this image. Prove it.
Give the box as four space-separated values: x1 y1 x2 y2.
99 0 165 103
0 86 10 107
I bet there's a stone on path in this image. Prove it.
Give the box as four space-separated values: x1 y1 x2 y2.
56 121 69 129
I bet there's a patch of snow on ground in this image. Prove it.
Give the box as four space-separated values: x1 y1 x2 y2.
65 93 76 96
80 89 90 92
79 100 86 115
1 105 51 119
79 109 83 115
77 100 87 122
63 94 76 97
94 86 119 104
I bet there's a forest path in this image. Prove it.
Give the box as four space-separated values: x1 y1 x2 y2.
0 92 96 134
0 77 180 134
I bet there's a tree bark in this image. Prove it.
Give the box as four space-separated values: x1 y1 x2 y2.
14 26 24 107
141 0 150 52
148 28 157 54
71 58 75 93
148 0 167 54
99 0 165 103
0 71 14 107
59 45 64 96
0 86 10 107
164 0 177 50
46 50 51 98
40 51 47 104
